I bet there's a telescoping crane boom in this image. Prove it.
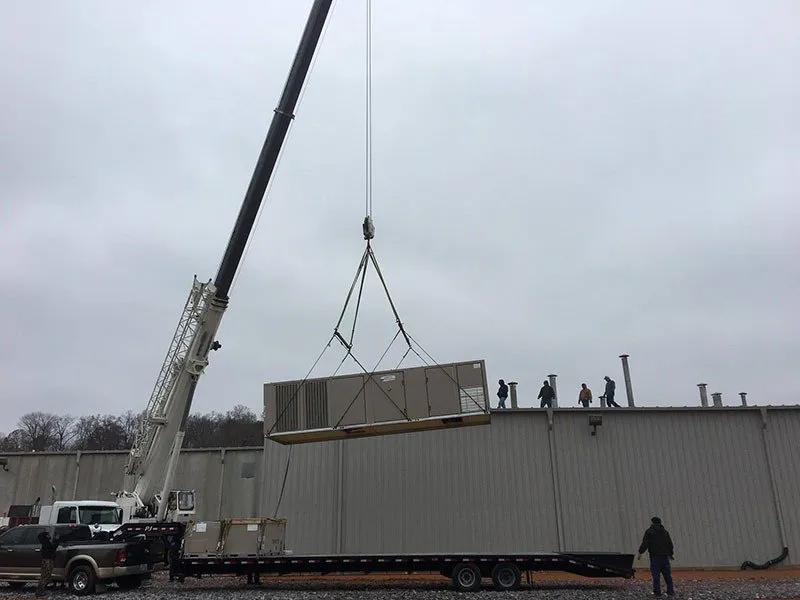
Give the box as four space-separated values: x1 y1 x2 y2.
115 0 335 522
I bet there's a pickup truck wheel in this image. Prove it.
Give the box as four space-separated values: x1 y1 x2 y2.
69 564 96 596
491 562 521 591
451 562 482 592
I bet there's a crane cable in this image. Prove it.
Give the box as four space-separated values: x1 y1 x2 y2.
365 0 373 223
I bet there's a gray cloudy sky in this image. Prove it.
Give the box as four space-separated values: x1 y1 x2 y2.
1 0 798 433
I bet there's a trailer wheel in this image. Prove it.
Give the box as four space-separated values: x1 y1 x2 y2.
491 562 521 591
452 562 482 592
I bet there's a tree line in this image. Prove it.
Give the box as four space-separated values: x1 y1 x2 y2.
0 405 264 452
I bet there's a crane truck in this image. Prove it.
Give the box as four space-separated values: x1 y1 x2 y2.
39 0 636 592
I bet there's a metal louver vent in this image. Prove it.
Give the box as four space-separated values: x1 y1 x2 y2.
304 380 329 429
275 383 300 433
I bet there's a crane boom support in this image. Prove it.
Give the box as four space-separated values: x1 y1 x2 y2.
118 0 335 519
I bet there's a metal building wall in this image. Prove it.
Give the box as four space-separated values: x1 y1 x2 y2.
0 407 797 569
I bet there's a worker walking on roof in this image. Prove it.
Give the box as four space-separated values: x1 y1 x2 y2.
497 379 509 409
36 530 60 597
578 383 592 407
538 380 555 408
604 376 621 407
637 516 675 598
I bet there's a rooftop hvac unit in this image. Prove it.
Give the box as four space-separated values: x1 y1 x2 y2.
263 360 491 444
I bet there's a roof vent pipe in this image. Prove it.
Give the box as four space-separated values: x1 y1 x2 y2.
697 383 709 407
711 392 723 407
739 392 748 407
619 354 635 407
508 381 519 409
548 374 558 408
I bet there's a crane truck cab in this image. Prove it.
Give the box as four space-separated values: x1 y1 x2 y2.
37 500 123 535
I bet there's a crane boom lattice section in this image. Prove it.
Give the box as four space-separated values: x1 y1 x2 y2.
124 276 216 484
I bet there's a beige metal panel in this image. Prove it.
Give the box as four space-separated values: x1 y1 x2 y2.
404 366 429 420
259 438 339 554
426 365 460 417
183 520 222 555
456 361 489 414
765 409 800 564
328 375 367 427
365 371 407 424
340 412 559 554
554 409 782 568
221 519 263 555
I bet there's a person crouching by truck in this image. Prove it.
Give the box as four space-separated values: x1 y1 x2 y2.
36 530 60 597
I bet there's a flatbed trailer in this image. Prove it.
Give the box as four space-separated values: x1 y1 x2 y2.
175 551 636 592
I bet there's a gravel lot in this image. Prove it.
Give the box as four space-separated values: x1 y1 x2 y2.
1 571 798 599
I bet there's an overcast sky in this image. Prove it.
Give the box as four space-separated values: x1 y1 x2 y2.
1 0 797 433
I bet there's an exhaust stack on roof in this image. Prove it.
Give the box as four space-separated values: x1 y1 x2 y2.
619 354 635 407
739 392 748 407
711 392 723 407
548 374 558 408
697 383 709 407
508 381 519 409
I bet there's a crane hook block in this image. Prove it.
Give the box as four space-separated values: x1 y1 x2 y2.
362 216 375 240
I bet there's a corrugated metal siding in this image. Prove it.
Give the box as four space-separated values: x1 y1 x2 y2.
1 407 798 569
557 410 781 567
765 409 800 564
171 449 222 520
260 438 339 554
340 412 558 554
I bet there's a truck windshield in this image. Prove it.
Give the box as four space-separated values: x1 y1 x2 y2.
78 506 121 525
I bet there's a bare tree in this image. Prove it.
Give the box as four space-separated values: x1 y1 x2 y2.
18 412 60 451
52 415 76 451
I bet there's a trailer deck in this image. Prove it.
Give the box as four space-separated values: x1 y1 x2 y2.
176 551 635 592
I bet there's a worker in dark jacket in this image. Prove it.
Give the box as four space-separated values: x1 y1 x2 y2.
604 376 621 407
637 516 675 597
537 380 555 408
36 530 60 597
497 379 509 409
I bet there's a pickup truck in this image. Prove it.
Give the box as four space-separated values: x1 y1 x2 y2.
0 523 158 595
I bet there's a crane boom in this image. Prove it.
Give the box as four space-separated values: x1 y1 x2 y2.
118 0 335 521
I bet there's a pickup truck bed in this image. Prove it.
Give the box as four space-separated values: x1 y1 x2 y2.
0 524 158 595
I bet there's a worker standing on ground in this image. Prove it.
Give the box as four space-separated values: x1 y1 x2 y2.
497 379 509 409
637 516 675 598
538 380 555 408
578 383 592 407
36 530 60 597
604 376 621 407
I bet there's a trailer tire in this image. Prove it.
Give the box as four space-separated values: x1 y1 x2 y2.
491 562 521 591
452 562 482 592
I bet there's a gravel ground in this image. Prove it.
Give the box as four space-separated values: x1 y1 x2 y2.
1 572 798 599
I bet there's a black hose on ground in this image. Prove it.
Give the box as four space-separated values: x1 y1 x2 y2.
740 547 789 570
